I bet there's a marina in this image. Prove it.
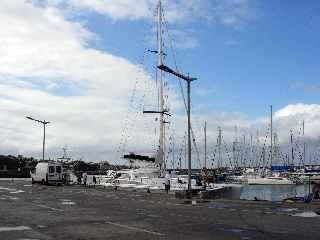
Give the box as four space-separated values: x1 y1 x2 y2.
1 180 320 240
1 0 320 239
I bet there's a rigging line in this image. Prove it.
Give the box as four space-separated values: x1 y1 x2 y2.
122 71 155 157
162 11 200 158
116 54 146 161
210 143 219 168
116 18 154 163
120 73 152 161
119 23 159 163
258 126 270 168
222 138 234 168
119 16 157 154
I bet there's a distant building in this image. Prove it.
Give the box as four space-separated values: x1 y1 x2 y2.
0 155 37 178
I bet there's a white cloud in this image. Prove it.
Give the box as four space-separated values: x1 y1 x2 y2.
0 0 159 162
68 0 153 21
289 80 320 94
211 0 255 27
4 0 314 168
61 0 255 27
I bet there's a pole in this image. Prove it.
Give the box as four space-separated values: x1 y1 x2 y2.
187 80 192 191
26 116 50 162
156 60 197 193
163 122 166 169
250 133 253 168
43 123 46 161
303 120 306 166
270 105 273 168
204 121 207 168
157 0 165 169
184 133 187 169
291 131 294 166
172 132 175 169
218 127 222 169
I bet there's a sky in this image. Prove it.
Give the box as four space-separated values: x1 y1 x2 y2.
1 0 320 166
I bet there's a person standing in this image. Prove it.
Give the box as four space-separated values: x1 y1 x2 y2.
93 175 97 187
164 171 171 194
83 172 87 187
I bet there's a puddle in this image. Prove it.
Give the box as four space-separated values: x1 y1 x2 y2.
228 228 244 233
292 211 320 218
208 202 238 209
274 208 298 213
210 224 249 237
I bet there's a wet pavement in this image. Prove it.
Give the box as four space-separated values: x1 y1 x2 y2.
0 180 320 240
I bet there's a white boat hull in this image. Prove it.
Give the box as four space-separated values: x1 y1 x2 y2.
247 177 295 185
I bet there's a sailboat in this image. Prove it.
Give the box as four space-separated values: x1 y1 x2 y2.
246 105 295 185
104 0 198 191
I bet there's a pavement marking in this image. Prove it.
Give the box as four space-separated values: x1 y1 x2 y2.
0 187 16 191
0 194 19 200
34 204 64 212
105 221 165 236
60 199 76 205
0 226 31 232
17 239 39 240
10 190 25 194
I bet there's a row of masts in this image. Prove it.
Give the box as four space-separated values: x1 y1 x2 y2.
143 1 309 192
165 105 307 169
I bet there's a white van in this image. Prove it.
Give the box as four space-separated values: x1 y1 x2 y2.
31 161 64 185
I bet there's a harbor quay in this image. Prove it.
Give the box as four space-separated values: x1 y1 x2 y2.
0 181 320 240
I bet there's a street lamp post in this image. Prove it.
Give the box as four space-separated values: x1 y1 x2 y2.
26 116 50 161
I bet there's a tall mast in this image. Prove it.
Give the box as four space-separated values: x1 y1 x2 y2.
184 133 187 169
218 127 222 169
234 126 238 167
172 130 175 169
290 130 294 166
157 0 165 169
250 133 253 168
303 120 306 166
156 10 197 190
204 121 207 168
270 105 273 167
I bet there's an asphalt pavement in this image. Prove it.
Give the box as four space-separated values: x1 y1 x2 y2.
0 180 320 240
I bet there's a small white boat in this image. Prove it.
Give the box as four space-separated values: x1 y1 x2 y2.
247 176 294 185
